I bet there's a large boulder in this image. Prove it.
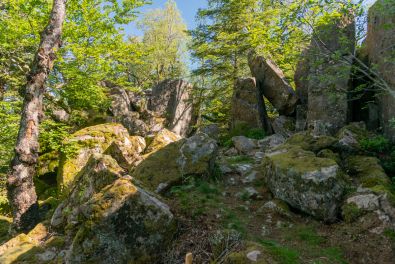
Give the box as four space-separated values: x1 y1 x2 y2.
133 132 218 193
148 79 195 137
66 177 175 263
248 53 298 116
295 15 355 135
262 145 347 221
231 78 261 129
51 154 124 229
366 0 395 142
57 123 144 193
51 152 176 263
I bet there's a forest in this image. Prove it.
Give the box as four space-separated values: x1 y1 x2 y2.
0 0 395 263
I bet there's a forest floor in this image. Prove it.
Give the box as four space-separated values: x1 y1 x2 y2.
163 152 395 264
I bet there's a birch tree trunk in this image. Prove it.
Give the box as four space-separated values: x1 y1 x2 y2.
7 0 66 232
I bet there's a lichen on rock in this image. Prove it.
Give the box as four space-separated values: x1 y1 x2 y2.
262 145 347 221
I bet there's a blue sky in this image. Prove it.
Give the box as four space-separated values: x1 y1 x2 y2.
125 0 207 36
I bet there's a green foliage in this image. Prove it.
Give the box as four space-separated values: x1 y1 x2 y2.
39 119 71 154
135 0 189 88
360 136 390 153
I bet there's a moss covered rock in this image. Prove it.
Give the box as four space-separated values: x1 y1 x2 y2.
104 135 146 169
346 155 390 188
66 177 176 264
51 153 123 229
335 122 371 153
145 128 181 154
57 123 139 193
262 145 347 221
285 132 337 152
133 132 218 193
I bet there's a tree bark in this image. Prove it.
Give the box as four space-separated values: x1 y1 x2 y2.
7 0 66 232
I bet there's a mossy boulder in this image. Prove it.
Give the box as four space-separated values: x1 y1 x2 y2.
104 135 146 169
57 123 139 193
285 132 337 153
51 153 124 229
66 177 176 264
262 145 347 221
0 222 50 264
145 128 181 154
335 122 371 153
346 155 390 188
133 132 218 193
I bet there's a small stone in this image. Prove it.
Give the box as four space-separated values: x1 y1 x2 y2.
246 250 262 262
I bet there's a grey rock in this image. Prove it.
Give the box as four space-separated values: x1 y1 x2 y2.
232 136 257 154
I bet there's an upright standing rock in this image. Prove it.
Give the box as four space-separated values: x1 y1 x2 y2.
148 79 195 137
231 78 261 129
366 0 395 142
295 15 355 135
248 53 298 116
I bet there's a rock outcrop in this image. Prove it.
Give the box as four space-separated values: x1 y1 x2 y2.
262 145 346 221
295 15 355 135
231 78 261 129
133 132 218 193
248 53 298 116
148 79 195 137
366 0 395 141
66 177 175 263
57 123 145 193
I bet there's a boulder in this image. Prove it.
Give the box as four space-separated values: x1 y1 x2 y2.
285 132 337 153
120 112 150 136
104 135 146 169
248 53 298 116
335 122 370 154
133 133 218 193
271 116 295 138
57 123 142 193
198 123 220 140
66 177 175 263
145 128 182 154
366 0 395 141
295 15 355 135
262 145 346 221
148 79 195 137
231 78 261 129
232 136 258 154
257 134 285 151
51 154 124 229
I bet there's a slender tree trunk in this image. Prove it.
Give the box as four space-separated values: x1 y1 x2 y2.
7 0 66 232
0 80 5 101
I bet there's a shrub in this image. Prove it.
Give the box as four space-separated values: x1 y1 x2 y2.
360 135 390 153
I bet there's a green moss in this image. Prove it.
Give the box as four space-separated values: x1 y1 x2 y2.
258 239 300 264
346 156 390 187
317 149 340 164
341 203 364 223
285 132 337 152
0 215 11 244
267 146 338 175
226 155 255 165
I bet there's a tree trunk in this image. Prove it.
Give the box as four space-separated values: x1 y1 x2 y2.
256 80 273 135
7 0 66 232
